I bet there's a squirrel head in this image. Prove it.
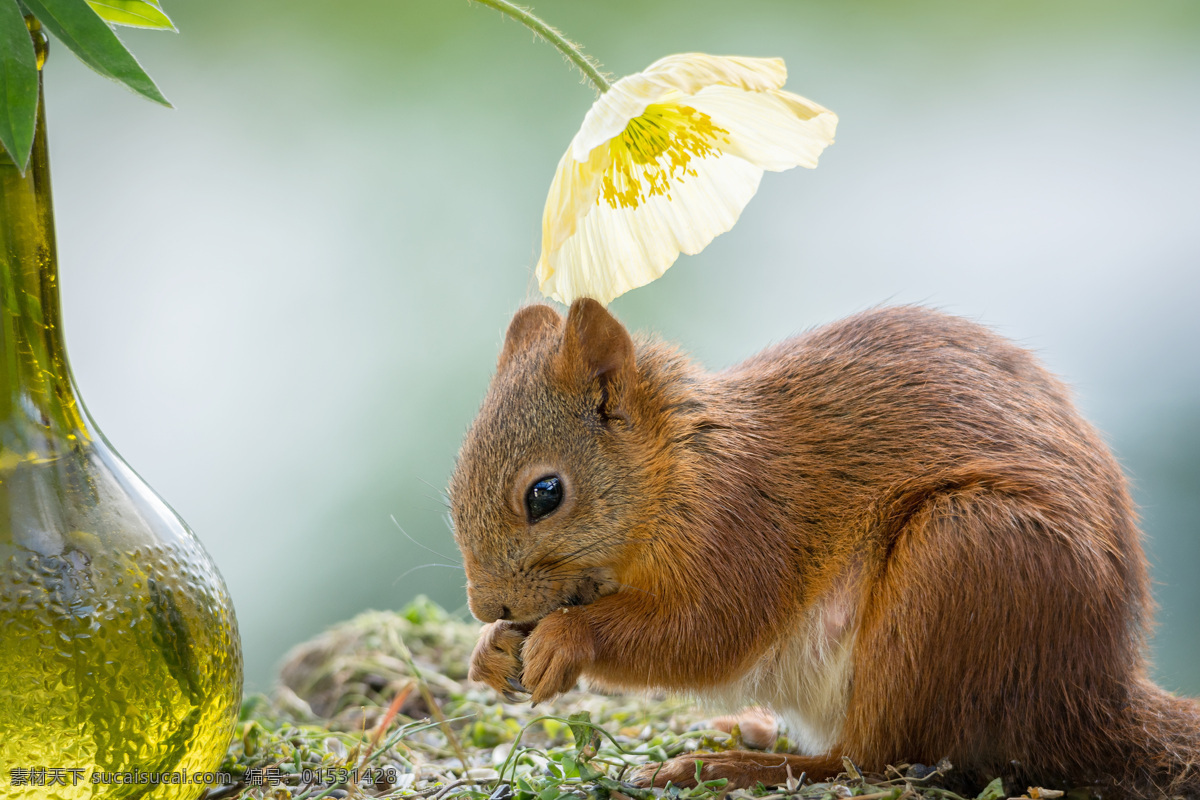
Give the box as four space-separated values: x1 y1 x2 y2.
449 298 647 625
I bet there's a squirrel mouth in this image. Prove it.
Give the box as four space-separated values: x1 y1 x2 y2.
517 574 613 625
500 571 618 626
553 574 609 613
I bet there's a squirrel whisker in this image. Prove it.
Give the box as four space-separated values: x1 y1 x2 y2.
533 540 615 572
417 477 453 508
392 562 465 585
391 514 462 564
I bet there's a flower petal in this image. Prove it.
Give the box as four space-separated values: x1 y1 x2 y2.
540 142 611 258
686 85 838 171
640 53 788 95
537 152 763 305
571 54 789 161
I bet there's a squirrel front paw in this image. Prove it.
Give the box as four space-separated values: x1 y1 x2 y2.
468 621 530 701
520 608 596 704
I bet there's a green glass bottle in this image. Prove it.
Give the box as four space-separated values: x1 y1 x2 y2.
0 21 242 800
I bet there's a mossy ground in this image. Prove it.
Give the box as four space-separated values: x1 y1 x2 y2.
201 598 1068 800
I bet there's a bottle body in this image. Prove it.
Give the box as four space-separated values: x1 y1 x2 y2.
0 442 243 799
0 20 242 799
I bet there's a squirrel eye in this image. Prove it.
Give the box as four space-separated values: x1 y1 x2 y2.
525 475 563 522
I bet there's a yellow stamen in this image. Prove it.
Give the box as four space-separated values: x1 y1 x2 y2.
599 104 729 209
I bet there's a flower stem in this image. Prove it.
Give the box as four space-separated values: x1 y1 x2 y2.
471 0 612 94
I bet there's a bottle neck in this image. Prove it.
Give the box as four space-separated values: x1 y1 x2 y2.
0 23 89 454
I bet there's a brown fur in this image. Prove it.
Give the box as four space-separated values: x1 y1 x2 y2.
448 300 1200 798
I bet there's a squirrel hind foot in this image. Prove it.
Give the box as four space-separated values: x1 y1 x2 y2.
631 751 843 790
709 706 780 750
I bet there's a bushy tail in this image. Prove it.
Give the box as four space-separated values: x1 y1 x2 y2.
1118 679 1200 798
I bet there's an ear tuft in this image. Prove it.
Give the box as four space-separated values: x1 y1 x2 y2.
499 304 563 370
559 299 635 418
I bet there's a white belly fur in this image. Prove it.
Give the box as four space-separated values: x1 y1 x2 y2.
695 577 858 756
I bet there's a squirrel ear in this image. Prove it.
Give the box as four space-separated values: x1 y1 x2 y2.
499 304 563 370
559 298 635 420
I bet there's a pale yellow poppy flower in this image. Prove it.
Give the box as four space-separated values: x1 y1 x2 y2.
536 53 838 306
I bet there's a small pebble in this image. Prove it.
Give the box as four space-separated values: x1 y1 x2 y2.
906 763 937 779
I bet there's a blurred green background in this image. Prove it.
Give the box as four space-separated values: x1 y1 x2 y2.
37 0 1200 693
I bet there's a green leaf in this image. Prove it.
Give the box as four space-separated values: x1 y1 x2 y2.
0 0 39 170
20 0 170 106
85 0 173 30
567 710 593 751
576 760 601 781
975 777 1007 800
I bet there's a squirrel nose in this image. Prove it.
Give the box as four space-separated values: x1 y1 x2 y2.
469 595 512 624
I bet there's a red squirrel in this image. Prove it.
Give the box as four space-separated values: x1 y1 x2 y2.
448 299 1200 798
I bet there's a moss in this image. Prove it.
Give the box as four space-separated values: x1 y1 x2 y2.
206 598 1061 800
